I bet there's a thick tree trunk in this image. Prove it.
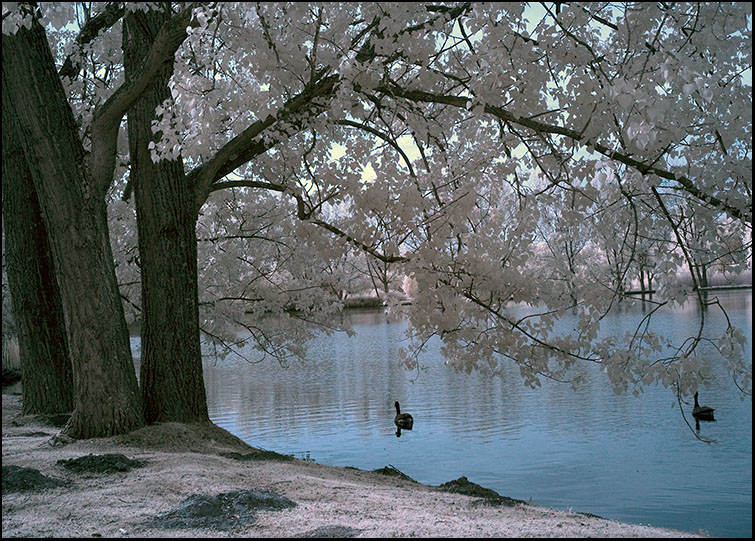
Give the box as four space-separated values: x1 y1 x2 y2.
124 7 209 423
2 115 74 415
2 16 143 437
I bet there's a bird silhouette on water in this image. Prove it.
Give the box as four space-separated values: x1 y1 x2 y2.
692 392 715 421
394 401 413 437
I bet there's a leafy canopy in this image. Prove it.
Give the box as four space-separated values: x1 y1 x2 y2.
4 2 751 399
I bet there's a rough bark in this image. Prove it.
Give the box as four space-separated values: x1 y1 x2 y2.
2 14 143 437
2 113 74 415
124 6 209 424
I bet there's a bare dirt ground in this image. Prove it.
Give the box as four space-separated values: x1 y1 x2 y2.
2 393 704 538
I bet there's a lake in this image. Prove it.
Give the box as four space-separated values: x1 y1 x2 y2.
136 290 752 537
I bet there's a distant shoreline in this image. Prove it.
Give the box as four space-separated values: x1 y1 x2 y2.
625 284 753 295
343 284 754 308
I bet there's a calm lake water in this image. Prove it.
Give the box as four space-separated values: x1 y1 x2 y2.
136 290 752 537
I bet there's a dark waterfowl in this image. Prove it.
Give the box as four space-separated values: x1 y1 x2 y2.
394 401 413 430
692 392 715 421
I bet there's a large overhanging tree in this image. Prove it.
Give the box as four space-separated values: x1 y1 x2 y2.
134 1 754 394
2 2 750 439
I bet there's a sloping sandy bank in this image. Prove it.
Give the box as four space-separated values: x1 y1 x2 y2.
1 394 702 538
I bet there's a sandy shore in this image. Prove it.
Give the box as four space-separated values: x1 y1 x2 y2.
2 393 703 538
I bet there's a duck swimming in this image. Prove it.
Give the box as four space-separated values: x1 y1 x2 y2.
394 401 413 430
692 392 715 421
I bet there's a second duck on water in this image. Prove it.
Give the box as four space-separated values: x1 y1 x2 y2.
394 401 413 430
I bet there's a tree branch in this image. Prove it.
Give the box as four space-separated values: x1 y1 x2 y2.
191 3 472 212
58 2 125 80
209 180 407 264
378 84 751 225
337 119 416 177
189 71 339 211
89 3 200 196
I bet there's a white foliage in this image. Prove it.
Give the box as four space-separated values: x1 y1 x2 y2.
25 0 744 399
2 3 34 34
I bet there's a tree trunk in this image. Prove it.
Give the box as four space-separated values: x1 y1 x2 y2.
698 263 709 289
2 15 143 437
2 114 74 415
124 7 209 423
